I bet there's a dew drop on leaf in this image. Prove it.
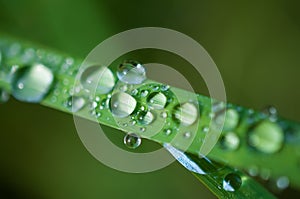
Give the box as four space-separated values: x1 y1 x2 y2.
117 60 146 84
222 173 242 192
124 133 141 149
11 64 54 103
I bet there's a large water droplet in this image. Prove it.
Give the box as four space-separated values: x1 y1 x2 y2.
248 121 284 153
66 96 86 112
110 92 137 118
214 108 239 131
11 64 54 103
222 173 242 192
124 133 141 149
80 65 115 94
147 92 167 110
137 110 154 125
117 60 146 84
276 176 289 190
173 102 199 126
0 89 10 103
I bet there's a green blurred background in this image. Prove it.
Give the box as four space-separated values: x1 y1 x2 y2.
1 0 300 198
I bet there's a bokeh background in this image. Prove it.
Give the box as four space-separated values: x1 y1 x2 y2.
1 0 300 198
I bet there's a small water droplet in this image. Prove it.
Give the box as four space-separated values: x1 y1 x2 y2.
276 176 289 190
202 126 209 133
110 92 137 118
183 132 191 138
66 96 86 112
131 89 138 96
173 102 199 126
164 128 172 136
220 132 240 150
11 64 54 103
160 111 168 118
137 111 154 125
161 84 170 91
247 166 259 177
0 89 10 103
260 168 271 180
140 127 146 132
140 90 149 97
124 133 141 149
263 105 278 122
248 121 284 154
147 92 167 109
80 66 115 94
222 173 242 192
117 60 146 84
213 109 239 131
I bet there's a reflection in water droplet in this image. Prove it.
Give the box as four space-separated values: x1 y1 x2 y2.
220 132 240 150
147 92 167 110
248 121 284 154
11 64 54 103
137 111 154 125
80 65 115 94
117 60 146 84
173 102 199 126
124 133 141 149
66 96 86 112
110 92 137 118
276 176 289 190
0 89 10 103
222 173 242 192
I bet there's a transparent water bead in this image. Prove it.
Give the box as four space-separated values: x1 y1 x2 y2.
276 176 289 190
137 111 154 125
214 109 239 131
117 60 146 84
66 96 86 112
11 64 54 103
110 92 137 118
220 132 240 150
222 173 242 192
147 92 167 110
124 133 141 149
80 65 115 94
248 121 284 154
173 102 199 126
0 89 10 103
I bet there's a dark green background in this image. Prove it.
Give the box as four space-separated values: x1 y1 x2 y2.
1 0 300 198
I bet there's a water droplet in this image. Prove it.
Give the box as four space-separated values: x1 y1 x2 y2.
247 166 259 177
117 60 146 84
214 109 239 131
260 168 271 180
220 132 240 150
0 89 10 103
11 64 54 103
161 84 170 91
173 102 199 126
164 128 172 135
137 111 154 125
66 96 86 112
202 126 209 133
80 66 115 94
131 89 138 96
248 121 284 153
276 176 289 190
140 127 146 132
124 133 141 149
147 92 167 110
140 90 149 97
183 131 191 138
110 92 137 118
160 111 168 118
222 173 242 192
263 105 278 122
